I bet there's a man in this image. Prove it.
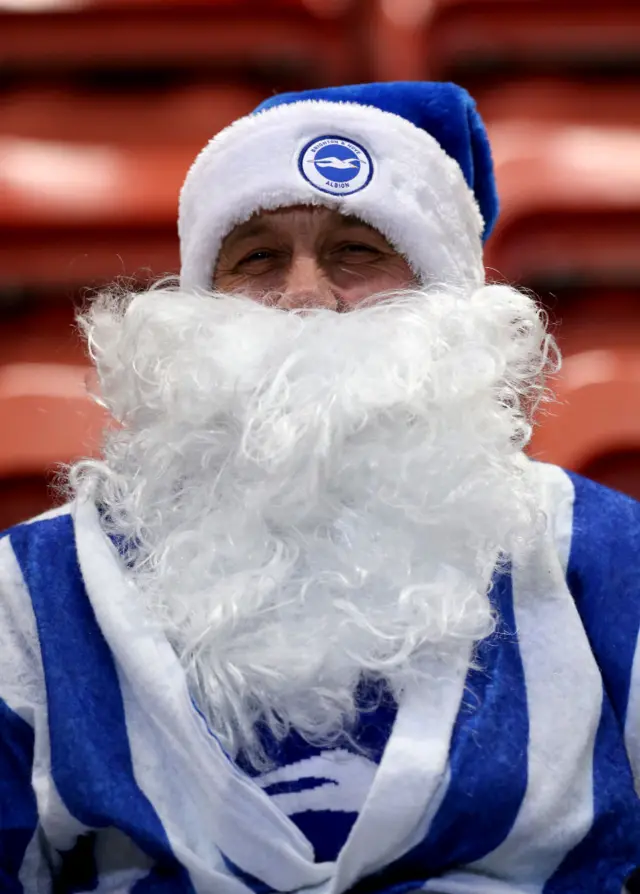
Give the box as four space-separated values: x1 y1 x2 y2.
2 82 640 894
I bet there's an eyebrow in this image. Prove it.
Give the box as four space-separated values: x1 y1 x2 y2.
223 220 272 247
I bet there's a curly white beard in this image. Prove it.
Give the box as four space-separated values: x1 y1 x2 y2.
70 280 555 770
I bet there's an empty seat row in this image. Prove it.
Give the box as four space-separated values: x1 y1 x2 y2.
1 0 638 86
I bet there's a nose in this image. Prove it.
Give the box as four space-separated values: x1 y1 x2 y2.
277 255 339 311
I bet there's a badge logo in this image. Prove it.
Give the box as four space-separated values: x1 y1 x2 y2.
299 135 373 196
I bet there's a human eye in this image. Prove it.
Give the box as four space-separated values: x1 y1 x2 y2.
234 248 280 272
333 242 381 261
241 249 276 264
344 242 375 252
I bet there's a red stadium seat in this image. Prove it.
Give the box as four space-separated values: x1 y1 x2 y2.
0 0 363 87
0 303 85 367
0 138 193 290
487 117 640 499
0 83 266 146
0 362 110 529
368 0 640 85
529 346 640 500
0 362 108 476
485 122 640 289
476 78 640 130
540 289 640 360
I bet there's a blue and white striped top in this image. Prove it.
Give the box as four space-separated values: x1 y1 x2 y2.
2 461 640 894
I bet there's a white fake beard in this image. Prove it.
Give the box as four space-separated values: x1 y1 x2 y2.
71 280 555 770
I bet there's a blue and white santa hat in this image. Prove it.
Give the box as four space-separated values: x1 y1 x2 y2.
179 81 498 292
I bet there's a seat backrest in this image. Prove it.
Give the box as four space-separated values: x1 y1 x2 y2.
485 122 640 288
0 361 112 528
0 139 192 290
0 474 60 532
0 362 110 477
368 0 640 84
0 302 84 366
476 78 640 130
529 346 640 499
430 0 640 83
0 0 363 86
0 83 265 146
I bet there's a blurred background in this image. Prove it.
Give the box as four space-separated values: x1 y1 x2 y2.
1 0 640 528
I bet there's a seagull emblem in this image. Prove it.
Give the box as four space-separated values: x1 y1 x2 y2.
314 157 360 170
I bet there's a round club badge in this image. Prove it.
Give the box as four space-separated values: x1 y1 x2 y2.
299 135 373 196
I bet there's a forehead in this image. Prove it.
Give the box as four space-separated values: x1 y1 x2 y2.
222 205 385 244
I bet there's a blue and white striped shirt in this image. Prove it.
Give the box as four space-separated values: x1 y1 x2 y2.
2 461 640 893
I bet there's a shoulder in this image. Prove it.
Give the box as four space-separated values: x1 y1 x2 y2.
0 505 78 722
527 459 640 565
1 501 79 576
557 465 640 622
522 460 640 619
548 464 640 622
0 502 79 660
1 501 77 550
566 468 640 553
1 501 74 584
527 461 640 723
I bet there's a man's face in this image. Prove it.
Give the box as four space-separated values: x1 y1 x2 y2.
214 205 416 310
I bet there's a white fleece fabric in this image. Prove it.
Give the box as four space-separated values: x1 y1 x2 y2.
178 100 486 292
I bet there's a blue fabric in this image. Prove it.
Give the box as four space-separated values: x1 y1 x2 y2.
254 81 499 241
9 516 196 894
239 677 396 775
544 697 640 893
412 568 528 864
566 471 640 726
352 569 529 892
0 696 38 894
237 677 397 862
